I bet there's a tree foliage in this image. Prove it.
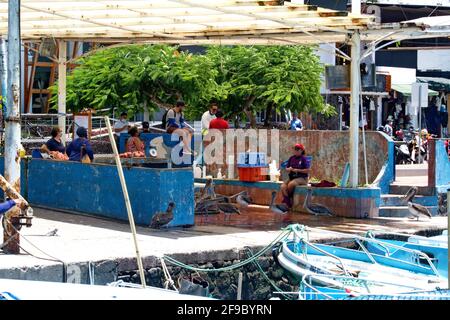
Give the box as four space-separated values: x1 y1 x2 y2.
50 44 334 126
50 45 220 116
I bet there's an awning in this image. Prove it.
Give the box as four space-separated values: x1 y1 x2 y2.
391 84 439 97
417 77 450 92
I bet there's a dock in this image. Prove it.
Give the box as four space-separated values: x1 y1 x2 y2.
0 206 445 284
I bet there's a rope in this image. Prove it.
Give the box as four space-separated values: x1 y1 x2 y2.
2 218 68 282
160 257 178 292
163 228 293 272
244 247 293 300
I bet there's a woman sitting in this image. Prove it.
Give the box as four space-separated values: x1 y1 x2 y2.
66 127 94 162
126 126 144 153
46 127 66 153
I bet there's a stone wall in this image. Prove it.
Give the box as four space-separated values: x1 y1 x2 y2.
118 252 298 300
203 130 389 186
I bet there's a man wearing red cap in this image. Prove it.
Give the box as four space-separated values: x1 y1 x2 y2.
280 143 311 208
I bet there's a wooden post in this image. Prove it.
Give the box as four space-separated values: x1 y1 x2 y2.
104 116 147 288
58 40 67 144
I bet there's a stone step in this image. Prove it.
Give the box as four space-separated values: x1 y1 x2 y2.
380 194 438 207
389 185 435 196
379 206 439 218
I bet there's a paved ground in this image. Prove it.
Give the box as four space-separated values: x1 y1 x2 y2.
0 206 446 271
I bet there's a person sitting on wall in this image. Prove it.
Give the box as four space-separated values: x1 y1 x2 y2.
45 127 66 153
141 121 150 134
66 127 94 162
280 143 311 208
126 126 144 153
166 100 195 155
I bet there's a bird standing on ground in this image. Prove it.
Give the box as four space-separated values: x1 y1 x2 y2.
236 191 253 208
303 188 334 216
270 191 289 214
150 202 175 229
407 202 432 221
217 197 240 221
402 186 418 204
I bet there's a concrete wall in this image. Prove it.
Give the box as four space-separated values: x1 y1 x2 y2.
197 178 380 218
203 130 390 187
1 158 194 226
429 140 450 193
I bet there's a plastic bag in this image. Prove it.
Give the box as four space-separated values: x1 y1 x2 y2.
178 277 209 297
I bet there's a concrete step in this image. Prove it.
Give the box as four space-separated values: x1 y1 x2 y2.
389 185 435 196
380 194 438 207
395 164 428 177
379 206 439 218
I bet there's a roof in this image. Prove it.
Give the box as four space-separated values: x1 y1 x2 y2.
358 0 450 7
0 1 448 45
417 76 450 91
391 83 439 96
0 0 374 42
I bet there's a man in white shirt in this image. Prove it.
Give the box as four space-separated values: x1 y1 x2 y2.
113 112 130 148
201 102 218 135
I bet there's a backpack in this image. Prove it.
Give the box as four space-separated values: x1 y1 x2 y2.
161 108 171 129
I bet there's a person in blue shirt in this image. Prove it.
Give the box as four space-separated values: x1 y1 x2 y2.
289 113 303 131
45 127 66 153
66 127 94 162
0 198 25 218
166 100 195 155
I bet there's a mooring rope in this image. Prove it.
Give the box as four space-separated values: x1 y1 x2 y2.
163 228 294 272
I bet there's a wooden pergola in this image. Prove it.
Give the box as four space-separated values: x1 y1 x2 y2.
1 0 449 189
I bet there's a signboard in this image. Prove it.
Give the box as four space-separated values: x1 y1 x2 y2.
73 111 92 139
411 83 428 109
325 65 350 90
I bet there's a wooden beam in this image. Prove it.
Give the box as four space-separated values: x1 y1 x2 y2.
25 43 39 113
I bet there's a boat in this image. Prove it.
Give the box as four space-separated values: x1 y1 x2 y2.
298 274 450 300
364 230 448 278
0 278 213 300
274 225 447 294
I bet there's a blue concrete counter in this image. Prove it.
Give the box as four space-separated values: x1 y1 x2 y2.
1 158 194 227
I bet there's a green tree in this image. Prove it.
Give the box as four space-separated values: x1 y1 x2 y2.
206 45 335 128
50 44 220 117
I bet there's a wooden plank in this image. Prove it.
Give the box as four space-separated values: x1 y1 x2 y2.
25 43 39 114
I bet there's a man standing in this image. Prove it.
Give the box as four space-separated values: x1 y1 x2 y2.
209 110 229 130
201 102 218 135
114 112 130 147
384 119 393 137
289 113 303 131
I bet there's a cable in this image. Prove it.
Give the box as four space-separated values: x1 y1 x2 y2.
2 219 68 282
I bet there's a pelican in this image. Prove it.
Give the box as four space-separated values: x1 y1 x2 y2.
270 191 289 214
218 198 240 221
303 188 334 216
402 186 418 204
407 202 432 221
236 191 253 208
149 202 175 229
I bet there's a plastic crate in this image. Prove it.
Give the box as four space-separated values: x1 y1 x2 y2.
237 152 267 167
238 167 267 182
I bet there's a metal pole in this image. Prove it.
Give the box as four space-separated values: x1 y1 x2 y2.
349 31 361 188
1 37 7 131
352 0 361 15
338 98 342 131
58 40 67 145
418 88 422 164
104 116 147 288
3 0 21 254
